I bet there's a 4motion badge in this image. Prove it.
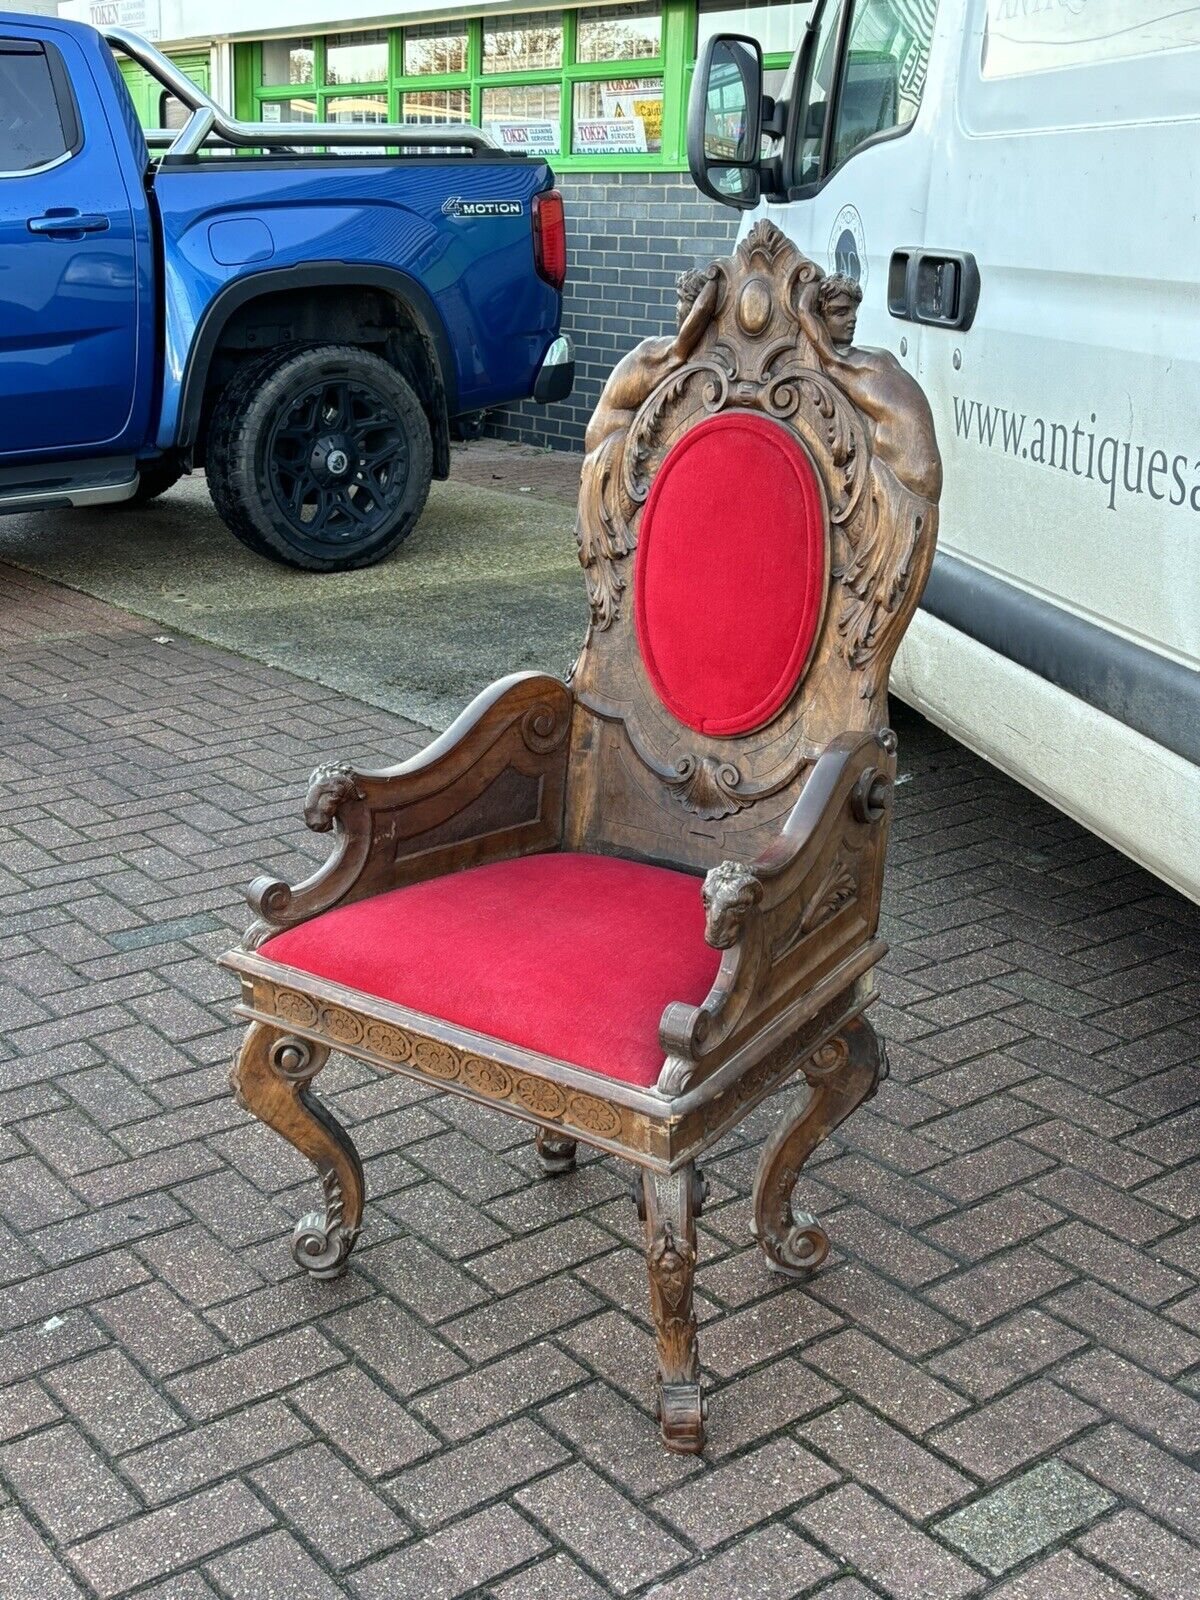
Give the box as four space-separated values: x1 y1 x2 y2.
442 197 524 218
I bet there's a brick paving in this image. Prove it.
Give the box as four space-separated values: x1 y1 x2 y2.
1 559 1198 1599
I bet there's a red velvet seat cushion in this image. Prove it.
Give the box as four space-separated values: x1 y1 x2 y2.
260 852 722 1088
635 411 828 736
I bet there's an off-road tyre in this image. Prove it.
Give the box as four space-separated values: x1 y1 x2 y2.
206 343 433 571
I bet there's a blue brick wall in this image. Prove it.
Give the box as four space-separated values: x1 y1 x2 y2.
485 171 741 451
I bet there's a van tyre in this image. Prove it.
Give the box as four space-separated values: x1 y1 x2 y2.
206 343 433 571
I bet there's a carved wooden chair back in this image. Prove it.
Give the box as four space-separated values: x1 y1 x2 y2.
567 220 941 873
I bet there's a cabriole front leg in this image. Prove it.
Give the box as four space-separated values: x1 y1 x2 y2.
230 1020 364 1280
641 1165 706 1453
752 1014 887 1277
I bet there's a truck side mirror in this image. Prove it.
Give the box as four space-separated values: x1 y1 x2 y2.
687 34 764 210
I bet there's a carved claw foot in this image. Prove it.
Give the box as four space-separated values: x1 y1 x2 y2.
752 1014 885 1279
231 1022 364 1280
535 1126 578 1175
641 1165 705 1454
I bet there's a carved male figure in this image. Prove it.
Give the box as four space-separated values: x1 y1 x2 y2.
584 267 721 454
798 274 942 503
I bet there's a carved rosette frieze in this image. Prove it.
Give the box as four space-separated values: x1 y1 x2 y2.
255 982 626 1145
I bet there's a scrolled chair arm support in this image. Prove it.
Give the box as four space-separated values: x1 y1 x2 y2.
656 728 896 1094
244 672 573 949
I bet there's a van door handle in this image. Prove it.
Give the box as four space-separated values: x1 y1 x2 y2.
888 249 979 330
28 211 110 238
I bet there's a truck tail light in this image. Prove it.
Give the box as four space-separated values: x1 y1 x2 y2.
532 189 566 291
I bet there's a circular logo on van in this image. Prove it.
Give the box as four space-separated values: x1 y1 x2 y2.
829 205 867 290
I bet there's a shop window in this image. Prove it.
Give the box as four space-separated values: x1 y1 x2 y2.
401 87 471 124
483 12 563 73
404 23 469 76
696 0 815 58
262 38 314 87
576 3 661 64
259 96 317 124
572 76 662 153
326 31 388 85
481 83 562 153
326 92 388 153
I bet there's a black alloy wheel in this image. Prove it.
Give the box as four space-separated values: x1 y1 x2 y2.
206 344 433 571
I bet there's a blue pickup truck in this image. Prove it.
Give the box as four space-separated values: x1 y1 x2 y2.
0 15 572 569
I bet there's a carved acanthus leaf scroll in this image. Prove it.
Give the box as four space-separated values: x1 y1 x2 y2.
770 850 860 964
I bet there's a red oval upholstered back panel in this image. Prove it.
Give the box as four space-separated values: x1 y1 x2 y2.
633 411 828 737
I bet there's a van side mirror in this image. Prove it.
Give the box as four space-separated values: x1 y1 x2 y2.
687 34 764 210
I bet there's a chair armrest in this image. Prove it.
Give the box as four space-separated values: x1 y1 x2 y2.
658 728 895 1093
244 672 572 948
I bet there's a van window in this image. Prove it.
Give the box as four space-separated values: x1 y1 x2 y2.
791 0 846 185
790 0 935 187
982 0 1200 80
828 0 936 169
0 43 72 173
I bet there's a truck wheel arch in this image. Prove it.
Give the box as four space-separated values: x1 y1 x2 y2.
177 264 457 476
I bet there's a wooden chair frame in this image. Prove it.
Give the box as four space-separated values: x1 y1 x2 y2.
222 221 941 1452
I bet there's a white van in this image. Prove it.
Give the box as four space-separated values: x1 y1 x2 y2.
689 0 1200 902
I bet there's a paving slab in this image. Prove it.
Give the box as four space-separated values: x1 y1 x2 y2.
0 524 1198 1597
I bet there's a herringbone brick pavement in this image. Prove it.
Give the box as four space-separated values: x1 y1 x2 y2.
1 562 1197 1599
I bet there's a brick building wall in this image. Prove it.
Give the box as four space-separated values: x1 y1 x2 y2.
486 171 741 451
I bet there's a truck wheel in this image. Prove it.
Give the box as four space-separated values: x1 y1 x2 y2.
206 344 433 571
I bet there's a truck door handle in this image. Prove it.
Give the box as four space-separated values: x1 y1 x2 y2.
888 249 979 330
27 211 110 238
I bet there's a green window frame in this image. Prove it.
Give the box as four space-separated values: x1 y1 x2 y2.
236 2 808 172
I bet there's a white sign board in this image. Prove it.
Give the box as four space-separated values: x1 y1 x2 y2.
484 120 560 154
88 0 161 40
573 117 647 156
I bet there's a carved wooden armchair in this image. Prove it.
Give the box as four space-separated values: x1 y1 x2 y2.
221 220 941 1453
